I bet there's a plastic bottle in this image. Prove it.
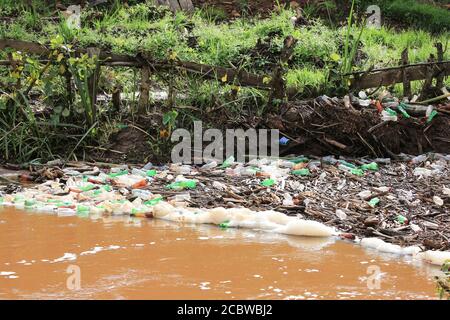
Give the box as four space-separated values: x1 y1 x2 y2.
381 108 398 122
411 154 427 164
108 170 128 178
131 168 148 177
146 196 164 206
433 196 444 206
335 209 347 220
291 169 311 176
397 103 411 118
221 156 235 168
359 99 371 107
260 178 276 187
322 155 338 165
338 160 357 169
132 189 153 201
143 162 153 170
361 162 379 171
308 161 321 171
173 193 191 202
358 190 372 200
170 164 191 175
427 110 438 123
413 167 434 177
396 214 408 224
368 197 380 208
131 179 148 189
279 137 290 145
373 158 391 164
338 164 363 176
240 167 258 176
381 98 399 109
201 161 218 170
166 180 197 190
282 193 294 206
278 160 295 168
288 156 309 164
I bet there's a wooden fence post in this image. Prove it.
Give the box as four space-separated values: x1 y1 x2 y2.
178 0 194 11
435 43 444 90
401 48 411 99
420 53 435 100
138 64 151 114
268 36 297 112
112 85 122 113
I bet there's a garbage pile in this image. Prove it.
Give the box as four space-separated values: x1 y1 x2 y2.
279 90 450 157
1 153 450 265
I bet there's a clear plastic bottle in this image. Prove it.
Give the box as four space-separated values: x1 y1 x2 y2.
132 189 153 200
381 109 398 122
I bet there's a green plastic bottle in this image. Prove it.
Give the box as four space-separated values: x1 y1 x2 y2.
144 196 163 206
77 205 90 213
427 110 438 123
351 168 364 176
80 184 95 192
220 156 235 168
219 220 230 229
385 108 397 116
339 160 357 169
361 162 379 171
396 214 408 224
398 103 411 119
368 197 380 208
24 199 36 207
146 169 157 177
291 169 311 176
166 180 197 190
76 205 90 217
288 156 309 164
108 170 128 178
260 178 276 187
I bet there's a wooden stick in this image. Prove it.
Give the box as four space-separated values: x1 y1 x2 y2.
401 48 411 99
435 43 444 90
137 65 151 114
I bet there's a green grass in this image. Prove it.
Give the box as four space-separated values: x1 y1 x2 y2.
1 1 448 96
357 0 450 34
0 0 449 163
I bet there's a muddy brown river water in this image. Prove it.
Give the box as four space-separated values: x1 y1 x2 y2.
0 207 442 300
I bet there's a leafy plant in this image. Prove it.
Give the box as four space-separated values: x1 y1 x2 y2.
436 261 450 300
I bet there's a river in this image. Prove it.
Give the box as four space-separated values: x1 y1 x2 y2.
0 207 442 299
